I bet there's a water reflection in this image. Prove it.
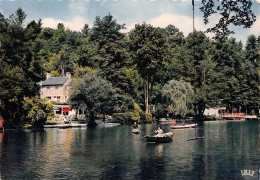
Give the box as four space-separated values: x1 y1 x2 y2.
0 132 3 144
0 120 259 179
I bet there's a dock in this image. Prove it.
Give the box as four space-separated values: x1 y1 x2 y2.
44 123 87 129
220 113 258 120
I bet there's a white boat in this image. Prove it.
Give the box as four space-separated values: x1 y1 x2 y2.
104 118 120 127
104 123 120 127
170 123 196 129
132 129 140 134
146 132 173 143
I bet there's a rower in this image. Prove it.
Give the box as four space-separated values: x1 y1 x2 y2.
133 122 138 129
172 120 176 126
155 126 164 137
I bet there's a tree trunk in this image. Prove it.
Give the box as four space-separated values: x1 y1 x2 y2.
87 111 97 128
145 80 149 113
196 100 205 121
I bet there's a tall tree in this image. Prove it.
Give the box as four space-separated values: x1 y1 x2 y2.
174 31 214 118
245 35 260 68
164 25 184 48
90 14 128 86
161 80 194 117
210 38 250 112
0 8 42 128
69 73 116 127
129 23 170 113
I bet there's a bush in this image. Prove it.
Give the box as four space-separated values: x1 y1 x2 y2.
145 113 152 122
112 113 126 123
112 110 141 125
24 97 54 128
154 103 166 119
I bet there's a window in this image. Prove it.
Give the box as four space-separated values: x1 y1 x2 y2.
46 96 51 100
47 87 50 93
55 108 61 114
57 96 60 99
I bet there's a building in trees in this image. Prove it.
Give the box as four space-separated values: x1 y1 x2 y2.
40 72 76 120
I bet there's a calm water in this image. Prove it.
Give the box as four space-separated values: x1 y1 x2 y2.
0 120 260 179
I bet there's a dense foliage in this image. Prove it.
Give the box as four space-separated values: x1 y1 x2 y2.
24 97 54 128
0 8 43 128
69 72 116 127
161 80 194 117
0 8 259 128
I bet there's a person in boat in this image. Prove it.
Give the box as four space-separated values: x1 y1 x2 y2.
133 122 138 129
172 120 177 126
155 126 164 137
182 120 185 125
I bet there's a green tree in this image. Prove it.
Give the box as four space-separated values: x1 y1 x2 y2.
75 37 98 69
0 8 43 128
238 60 260 114
209 38 260 113
245 34 260 68
164 24 184 48
24 97 54 128
129 23 171 113
90 14 128 85
173 31 214 118
69 73 116 127
161 80 194 117
81 24 90 38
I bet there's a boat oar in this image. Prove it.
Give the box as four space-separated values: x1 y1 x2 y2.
187 122 204 141
187 136 204 141
139 130 156 140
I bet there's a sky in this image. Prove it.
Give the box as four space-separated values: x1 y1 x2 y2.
1 0 260 46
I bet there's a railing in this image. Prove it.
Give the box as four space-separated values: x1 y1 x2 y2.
220 113 245 118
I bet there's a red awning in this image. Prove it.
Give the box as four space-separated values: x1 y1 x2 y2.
62 108 72 112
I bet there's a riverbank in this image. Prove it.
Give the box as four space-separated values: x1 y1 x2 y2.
44 123 87 128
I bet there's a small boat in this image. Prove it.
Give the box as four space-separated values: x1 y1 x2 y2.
132 129 140 134
104 123 120 127
158 118 174 124
170 124 196 129
104 118 120 127
145 132 173 143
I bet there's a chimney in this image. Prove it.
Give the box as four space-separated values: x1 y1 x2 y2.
46 72 51 79
66 72 71 80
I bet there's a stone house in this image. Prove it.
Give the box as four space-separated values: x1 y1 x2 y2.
204 107 226 117
40 72 76 120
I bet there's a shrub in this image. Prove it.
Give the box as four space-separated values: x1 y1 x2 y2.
145 113 152 122
24 97 54 128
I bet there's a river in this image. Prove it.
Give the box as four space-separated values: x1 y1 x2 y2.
0 120 260 179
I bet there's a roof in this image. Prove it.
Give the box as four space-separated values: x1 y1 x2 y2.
42 76 68 86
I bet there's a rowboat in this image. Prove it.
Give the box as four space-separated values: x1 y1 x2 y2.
146 132 173 143
132 129 140 134
104 123 121 127
170 123 196 129
104 118 120 127
158 118 175 124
